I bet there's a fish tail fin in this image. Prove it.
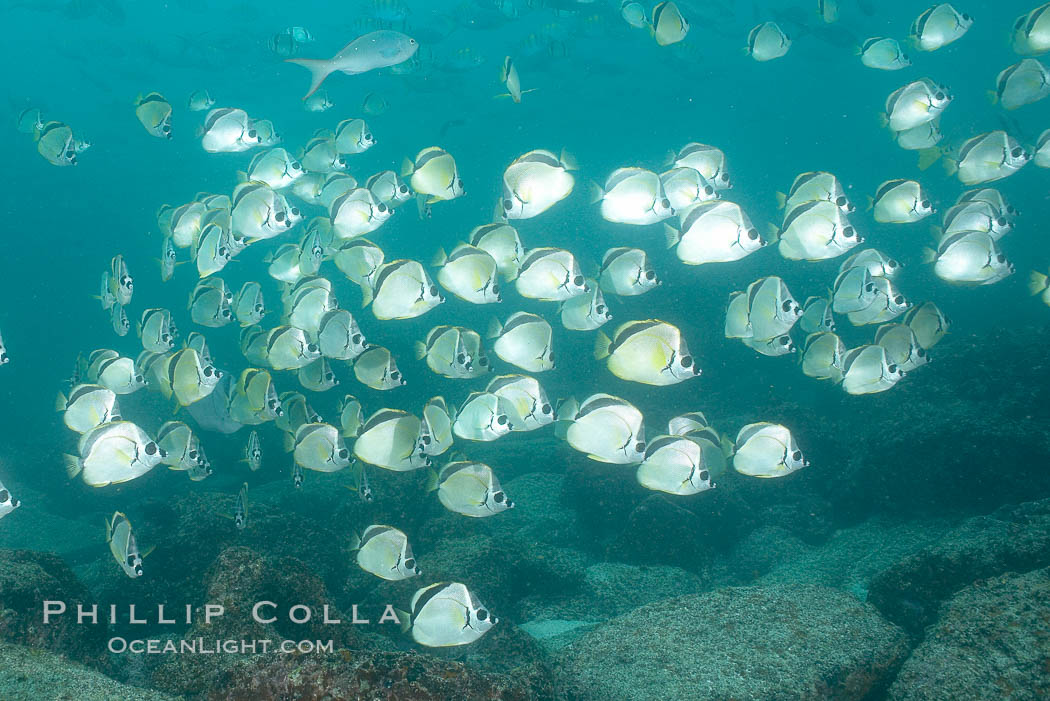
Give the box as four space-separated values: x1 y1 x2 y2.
587 180 604 205
921 247 938 264
486 317 503 339
559 148 578 171
719 433 736 458
941 155 958 176
774 191 787 209
987 90 999 105
63 454 82 479
359 280 374 308
236 170 249 183
430 247 448 267
424 467 439 493
395 608 412 633
1028 270 1050 295
413 341 428 360
852 44 863 56
929 225 943 242
348 529 362 551
282 433 295 453
504 263 520 282
400 157 415 178
284 58 334 99
878 113 889 129
54 392 67 412
917 147 943 171
765 222 781 243
663 223 681 249
593 331 612 360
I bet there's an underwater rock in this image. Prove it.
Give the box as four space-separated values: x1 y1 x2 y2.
868 498 1050 635
518 561 705 623
206 649 536 701
725 518 951 596
88 488 358 635
817 326 1050 521
0 549 106 665
151 546 376 698
555 584 909 701
888 566 1050 700
0 640 177 701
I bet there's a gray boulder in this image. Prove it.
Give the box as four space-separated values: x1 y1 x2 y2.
555 584 909 701
889 566 1050 700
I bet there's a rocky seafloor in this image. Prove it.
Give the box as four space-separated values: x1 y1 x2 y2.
1 324 1048 700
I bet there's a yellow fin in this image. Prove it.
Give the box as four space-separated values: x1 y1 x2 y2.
664 224 681 249
63 454 82 479
1028 270 1049 295
921 247 938 264
414 341 428 361
775 191 787 209
400 157 415 177
593 331 612 360
917 147 943 171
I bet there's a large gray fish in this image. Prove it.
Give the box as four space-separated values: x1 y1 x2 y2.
287 31 419 98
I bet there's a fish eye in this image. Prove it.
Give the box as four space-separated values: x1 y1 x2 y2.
596 304 606 314
248 130 257 138
364 132 372 141
503 199 513 210
291 207 300 216
404 558 415 570
189 450 198 460
492 284 500 294
704 186 714 195
547 353 555 363
573 275 584 287
997 254 1006 263
661 198 670 209
135 374 144 383
1012 148 1023 158
421 435 431 445
843 226 856 238
681 355 693 367
865 283 874 292
429 285 438 297
888 364 899 374
634 442 646 453
162 125 171 133
493 491 505 503
476 608 489 621
781 301 792 312
255 304 264 312
457 353 465 363
308 343 318 353
921 200 931 209
935 92 945 100
292 161 302 170
352 333 362 344
275 211 286 222
644 270 655 281
325 372 334 381
746 228 760 241
894 295 904 304
835 196 847 207
497 415 508 425
391 371 401 381
962 13 970 19
222 309 231 317
145 442 158 456
399 185 408 194
996 217 1007 227
218 247 227 256
456 179 463 188
792 450 802 461
338 449 349 459
203 366 213 377
542 403 552 414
